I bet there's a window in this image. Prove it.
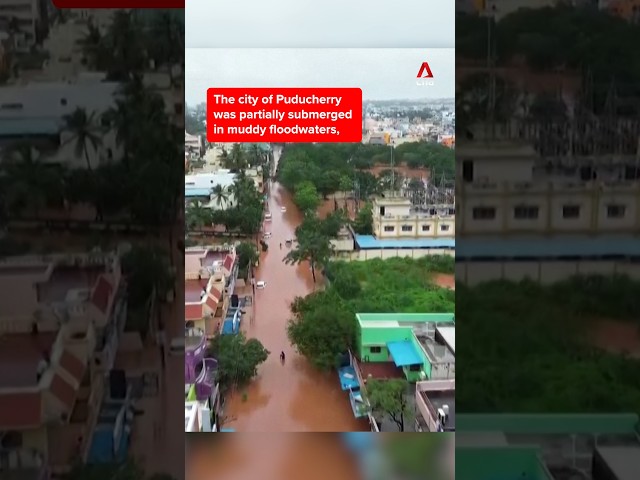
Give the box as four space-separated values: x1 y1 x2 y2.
472 207 496 220
409 364 422 372
379 206 386 216
462 159 474 182
421 225 431 232
440 225 450 232
401 225 413 232
384 226 395 232
562 205 580 219
514 206 539 220
607 204 626 219
369 346 382 353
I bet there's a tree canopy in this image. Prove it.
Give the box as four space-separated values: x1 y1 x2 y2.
208 331 269 389
367 378 413 432
457 275 640 414
457 7 640 115
287 256 454 369
277 142 454 211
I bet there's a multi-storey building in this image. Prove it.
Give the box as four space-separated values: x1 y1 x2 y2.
456 132 640 283
415 379 455 433
0 251 126 475
372 197 455 239
0 0 46 51
184 246 237 336
184 327 220 433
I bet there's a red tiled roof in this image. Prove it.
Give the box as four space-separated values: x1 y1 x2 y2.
50 374 76 413
0 392 41 429
210 287 222 302
185 304 202 321
91 276 113 313
205 294 218 311
223 254 234 272
59 350 86 384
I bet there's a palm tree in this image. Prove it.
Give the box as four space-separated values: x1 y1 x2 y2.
147 11 184 84
186 201 212 231
1 143 65 218
77 21 108 70
63 108 103 171
211 184 229 208
103 11 147 81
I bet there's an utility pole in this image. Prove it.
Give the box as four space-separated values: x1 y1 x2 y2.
486 2 497 140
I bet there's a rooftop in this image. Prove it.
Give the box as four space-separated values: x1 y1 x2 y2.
356 313 455 325
423 390 455 431
37 265 104 304
436 325 455 354
185 279 207 303
0 333 57 388
0 82 120 120
417 335 455 364
354 235 455 250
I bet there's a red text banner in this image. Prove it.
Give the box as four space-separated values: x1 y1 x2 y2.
206 88 363 143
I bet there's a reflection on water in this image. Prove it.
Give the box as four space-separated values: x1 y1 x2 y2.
186 434 454 480
224 148 368 431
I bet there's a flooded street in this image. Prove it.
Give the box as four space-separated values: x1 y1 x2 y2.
187 435 362 480
224 148 369 432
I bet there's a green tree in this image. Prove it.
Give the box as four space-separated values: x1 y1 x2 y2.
211 184 229 208
287 292 355 369
209 332 269 388
62 107 103 172
367 379 413 432
121 246 174 309
284 216 333 283
186 201 212 231
293 181 321 214
352 202 373 235
236 241 259 272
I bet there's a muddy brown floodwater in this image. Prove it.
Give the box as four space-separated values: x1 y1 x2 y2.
187 435 362 480
224 148 369 432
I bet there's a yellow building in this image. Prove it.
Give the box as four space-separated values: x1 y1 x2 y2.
457 141 640 236
372 197 456 239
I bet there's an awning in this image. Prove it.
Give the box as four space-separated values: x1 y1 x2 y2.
387 341 423 367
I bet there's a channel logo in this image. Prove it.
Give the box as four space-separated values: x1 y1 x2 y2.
416 61 435 86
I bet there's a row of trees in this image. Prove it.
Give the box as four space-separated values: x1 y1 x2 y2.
457 275 640 413
185 170 264 236
78 10 184 83
277 142 454 212
0 77 181 226
457 6 640 116
286 255 455 370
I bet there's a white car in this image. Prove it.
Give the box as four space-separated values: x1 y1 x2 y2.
280 206 287 213
264 212 272 221
263 232 272 239
256 280 266 289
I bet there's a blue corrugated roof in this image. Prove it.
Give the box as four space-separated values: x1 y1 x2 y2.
185 188 211 197
354 235 455 250
0 118 60 136
387 341 423 367
338 366 360 391
457 236 640 259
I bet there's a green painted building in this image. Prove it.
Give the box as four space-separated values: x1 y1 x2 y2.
456 414 640 480
355 313 455 382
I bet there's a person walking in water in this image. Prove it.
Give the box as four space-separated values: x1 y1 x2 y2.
279 242 282 249
280 351 286 363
